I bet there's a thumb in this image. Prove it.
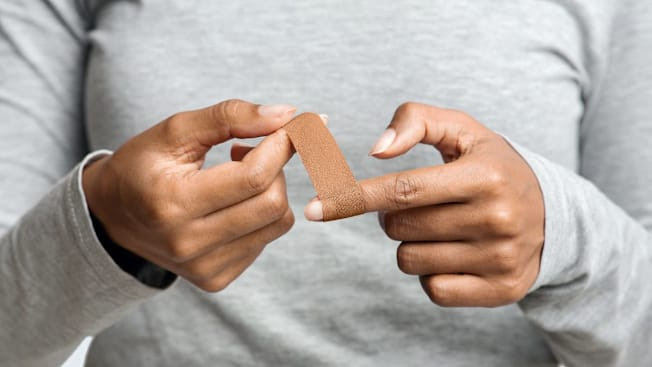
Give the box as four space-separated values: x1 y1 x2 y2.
368 102 489 161
153 99 296 162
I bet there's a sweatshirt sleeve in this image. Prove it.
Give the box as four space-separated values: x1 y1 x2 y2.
0 2 166 366
515 1 652 366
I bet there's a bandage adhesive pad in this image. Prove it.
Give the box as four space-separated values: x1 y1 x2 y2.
283 113 366 221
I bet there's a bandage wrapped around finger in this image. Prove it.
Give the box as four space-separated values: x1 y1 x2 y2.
283 113 366 221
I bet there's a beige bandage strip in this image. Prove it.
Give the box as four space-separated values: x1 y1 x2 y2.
283 113 366 221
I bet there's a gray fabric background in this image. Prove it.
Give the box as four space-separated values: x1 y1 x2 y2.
1 0 651 366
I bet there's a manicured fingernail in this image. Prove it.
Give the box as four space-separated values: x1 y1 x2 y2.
304 199 323 221
319 114 329 125
369 128 396 156
258 104 296 117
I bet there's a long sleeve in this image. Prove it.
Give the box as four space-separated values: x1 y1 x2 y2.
515 1 652 365
0 2 164 366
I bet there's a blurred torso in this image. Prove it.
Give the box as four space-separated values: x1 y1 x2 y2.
83 1 609 365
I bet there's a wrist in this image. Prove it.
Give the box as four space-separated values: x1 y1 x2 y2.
83 156 177 289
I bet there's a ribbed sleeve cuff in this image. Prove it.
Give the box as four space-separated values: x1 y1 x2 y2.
0 151 175 364
500 139 579 293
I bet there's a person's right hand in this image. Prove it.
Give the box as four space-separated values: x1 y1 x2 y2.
82 99 298 291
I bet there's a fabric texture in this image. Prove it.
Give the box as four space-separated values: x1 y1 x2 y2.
1 0 651 366
284 112 366 221
89 210 176 288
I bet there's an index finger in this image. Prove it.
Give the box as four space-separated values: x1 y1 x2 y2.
178 99 297 147
357 158 479 212
183 128 295 216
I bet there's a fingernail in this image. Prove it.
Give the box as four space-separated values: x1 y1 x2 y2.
258 104 296 117
369 128 396 156
319 114 329 125
304 199 323 221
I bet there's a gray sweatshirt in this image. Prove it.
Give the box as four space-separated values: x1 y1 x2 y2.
1 0 651 366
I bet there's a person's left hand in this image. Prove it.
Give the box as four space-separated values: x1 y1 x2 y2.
304 102 545 307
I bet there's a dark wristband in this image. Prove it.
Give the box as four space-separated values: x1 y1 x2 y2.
90 211 177 289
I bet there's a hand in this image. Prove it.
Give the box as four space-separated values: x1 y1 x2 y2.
83 99 298 292
305 102 545 307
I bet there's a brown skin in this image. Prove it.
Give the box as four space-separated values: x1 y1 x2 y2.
85 98 543 306
83 99 299 292
306 102 545 307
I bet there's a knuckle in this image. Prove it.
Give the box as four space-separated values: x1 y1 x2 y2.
183 255 227 282
214 99 245 122
387 174 421 209
162 113 195 149
492 242 520 274
261 210 295 246
140 178 186 225
424 279 454 306
485 205 521 236
495 275 527 304
483 169 508 196
278 210 295 233
245 163 271 194
196 276 232 293
164 235 197 263
396 101 422 118
160 115 201 159
164 112 187 134
262 189 289 221
396 244 418 274
183 261 211 281
144 197 181 227
383 212 408 241
168 246 195 263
